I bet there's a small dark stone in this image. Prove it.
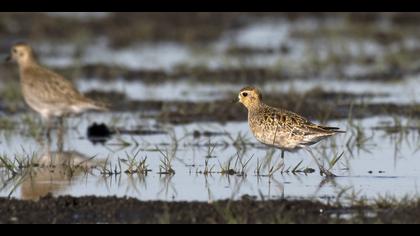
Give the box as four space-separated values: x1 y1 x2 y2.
87 123 113 144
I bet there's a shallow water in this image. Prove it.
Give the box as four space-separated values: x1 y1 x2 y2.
1 113 420 202
77 76 420 105
2 14 420 203
36 17 410 74
30 18 420 107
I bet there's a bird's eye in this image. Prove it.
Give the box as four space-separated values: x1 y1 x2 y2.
242 92 248 97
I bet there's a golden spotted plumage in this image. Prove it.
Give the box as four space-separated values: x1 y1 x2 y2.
248 104 341 151
238 86 344 176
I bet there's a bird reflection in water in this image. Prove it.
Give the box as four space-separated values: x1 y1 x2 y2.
21 131 103 200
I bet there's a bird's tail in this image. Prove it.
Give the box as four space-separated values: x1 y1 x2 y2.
319 125 346 134
81 98 110 112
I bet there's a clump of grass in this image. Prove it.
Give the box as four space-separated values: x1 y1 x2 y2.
218 153 253 177
279 160 316 175
0 153 40 180
99 156 122 176
203 159 216 175
62 155 98 178
306 148 345 176
218 156 236 176
196 159 216 175
235 153 253 177
254 151 284 177
0 155 19 176
121 150 151 175
253 151 315 177
157 148 175 175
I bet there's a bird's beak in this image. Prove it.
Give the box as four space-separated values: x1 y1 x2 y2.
5 55 12 62
232 97 240 104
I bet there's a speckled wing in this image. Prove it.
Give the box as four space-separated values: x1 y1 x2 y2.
22 66 89 106
269 107 341 146
263 108 307 131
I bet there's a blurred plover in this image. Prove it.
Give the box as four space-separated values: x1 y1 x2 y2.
6 43 107 137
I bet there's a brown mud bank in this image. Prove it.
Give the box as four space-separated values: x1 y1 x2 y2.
1 195 420 224
0 88 416 124
1 63 413 86
85 89 416 124
156 101 420 125
56 64 419 84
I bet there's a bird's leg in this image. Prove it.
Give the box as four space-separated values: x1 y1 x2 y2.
305 148 336 177
45 118 53 143
266 148 276 159
57 116 65 152
58 116 64 133
281 150 285 159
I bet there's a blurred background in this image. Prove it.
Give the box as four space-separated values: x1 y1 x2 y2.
1 12 420 202
1 12 420 120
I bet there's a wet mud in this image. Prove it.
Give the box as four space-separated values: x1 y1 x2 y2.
2 194 420 224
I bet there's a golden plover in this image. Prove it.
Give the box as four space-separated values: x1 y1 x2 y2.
6 43 107 137
237 86 344 177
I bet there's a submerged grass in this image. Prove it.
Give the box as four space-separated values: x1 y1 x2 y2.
157 147 175 175
121 150 151 175
99 156 122 176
